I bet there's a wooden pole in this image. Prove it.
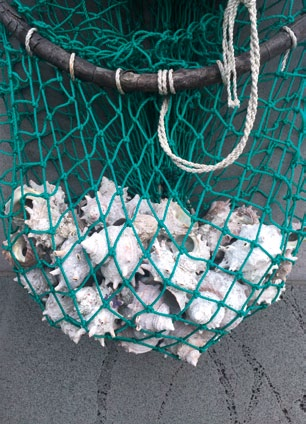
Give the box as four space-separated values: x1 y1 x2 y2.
0 1 305 93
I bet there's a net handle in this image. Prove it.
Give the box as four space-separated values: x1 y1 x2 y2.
0 1 305 93
157 0 260 174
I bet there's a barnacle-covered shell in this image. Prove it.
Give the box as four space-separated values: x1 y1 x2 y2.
75 286 104 316
2 233 36 267
200 200 231 252
219 224 282 283
133 214 158 243
200 201 259 251
51 238 90 291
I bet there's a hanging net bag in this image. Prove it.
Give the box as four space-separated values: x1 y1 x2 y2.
0 0 305 366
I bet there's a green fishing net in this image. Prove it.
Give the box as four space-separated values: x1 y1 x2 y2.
0 0 305 365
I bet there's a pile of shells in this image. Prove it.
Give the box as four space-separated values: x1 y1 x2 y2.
2 177 299 366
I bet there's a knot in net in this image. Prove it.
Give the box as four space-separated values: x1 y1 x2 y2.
0 0 305 366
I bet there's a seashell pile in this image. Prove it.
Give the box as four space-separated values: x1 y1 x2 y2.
2 177 300 366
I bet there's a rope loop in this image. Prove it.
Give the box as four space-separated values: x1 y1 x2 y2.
281 26 298 71
157 0 260 174
157 69 176 95
25 27 37 56
115 68 125 95
69 53 76 81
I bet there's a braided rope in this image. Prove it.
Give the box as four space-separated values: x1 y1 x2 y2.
157 0 260 173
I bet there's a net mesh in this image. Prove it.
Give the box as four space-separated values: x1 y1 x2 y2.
0 0 305 365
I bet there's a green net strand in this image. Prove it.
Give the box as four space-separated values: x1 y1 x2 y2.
0 0 305 366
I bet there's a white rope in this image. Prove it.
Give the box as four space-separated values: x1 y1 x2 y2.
25 27 37 56
157 0 260 173
115 68 125 95
216 60 227 85
69 53 76 81
281 26 297 72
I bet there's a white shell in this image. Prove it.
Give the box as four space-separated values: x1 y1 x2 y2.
145 239 199 291
186 292 225 327
136 302 174 333
82 225 143 289
250 249 297 305
197 270 248 330
174 233 210 274
4 185 39 226
87 308 119 342
124 282 174 333
60 322 86 344
51 239 90 291
161 322 213 366
219 224 282 283
15 268 53 295
24 182 74 248
75 285 119 343
119 329 160 354
154 199 191 237
42 293 75 322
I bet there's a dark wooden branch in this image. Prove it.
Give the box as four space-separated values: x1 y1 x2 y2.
0 0 305 93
